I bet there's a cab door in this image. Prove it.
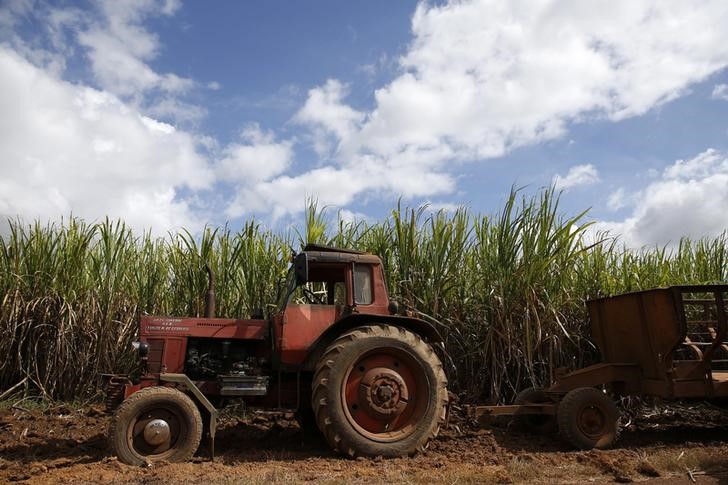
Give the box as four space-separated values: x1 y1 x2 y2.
279 268 349 364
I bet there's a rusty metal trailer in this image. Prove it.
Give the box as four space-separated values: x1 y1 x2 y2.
467 285 728 449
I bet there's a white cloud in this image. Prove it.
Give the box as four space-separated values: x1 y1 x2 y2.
227 167 365 221
712 84 728 101
597 149 728 247
226 162 454 221
76 0 195 99
0 47 213 235
159 0 182 16
218 124 293 184
357 53 393 80
5 0 205 127
355 0 728 155
238 0 728 219
0 1 71 76
146 97 208 124
426 201 465 214
553 164 600 190
337 209 371 224
607 188 627 211
293 79 365 157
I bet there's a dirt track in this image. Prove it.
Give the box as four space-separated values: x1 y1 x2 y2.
2 402 728 484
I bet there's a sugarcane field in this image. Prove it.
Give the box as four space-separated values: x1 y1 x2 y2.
2 196 728 483
3 1 728 484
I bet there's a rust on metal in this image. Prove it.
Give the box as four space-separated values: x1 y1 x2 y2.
159 373 219 461
465 403 557 421
103 375 131 412
469 285 728 420
555 285 728 398
343 348 428 441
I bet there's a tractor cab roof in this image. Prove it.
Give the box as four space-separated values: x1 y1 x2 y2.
301 244 381 264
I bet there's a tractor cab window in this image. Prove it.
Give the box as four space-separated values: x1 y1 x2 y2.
287 264 347 306
332 281 346 305
353 265 373 305
277 266 298 310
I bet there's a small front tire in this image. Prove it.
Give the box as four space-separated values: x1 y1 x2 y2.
109 386 203 466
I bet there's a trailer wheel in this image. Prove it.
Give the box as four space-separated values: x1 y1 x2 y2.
109 386 203 466
557 387 619 450
513 387 556 434
312 325 448 458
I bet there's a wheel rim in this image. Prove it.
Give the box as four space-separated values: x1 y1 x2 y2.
576 403 608 439
342 348 430 442
127 405 187 459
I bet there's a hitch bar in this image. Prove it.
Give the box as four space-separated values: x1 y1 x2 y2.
464 403 557 423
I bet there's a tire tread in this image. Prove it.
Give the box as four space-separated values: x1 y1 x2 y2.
312 325 448 458
109 386 202 466
557 387 619 450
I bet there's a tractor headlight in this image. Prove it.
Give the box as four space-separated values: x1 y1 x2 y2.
132 341 150 357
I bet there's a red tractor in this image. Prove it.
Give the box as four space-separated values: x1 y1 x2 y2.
105 245 449 465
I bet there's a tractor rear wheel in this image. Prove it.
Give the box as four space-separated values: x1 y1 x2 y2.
513 387 556 434
557 387 619 450
109 386 203 466
312 325 448 458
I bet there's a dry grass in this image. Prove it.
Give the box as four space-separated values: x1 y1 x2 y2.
647 447 728 475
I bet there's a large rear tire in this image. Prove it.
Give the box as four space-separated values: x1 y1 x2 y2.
109 386 203 466
312 325 448 458
557 387 619 450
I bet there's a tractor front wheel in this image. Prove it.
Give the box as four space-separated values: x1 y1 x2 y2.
109 386 203 466
312 325 448 458
557 387 619 450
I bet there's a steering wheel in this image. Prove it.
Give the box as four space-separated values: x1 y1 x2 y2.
302 286 326 305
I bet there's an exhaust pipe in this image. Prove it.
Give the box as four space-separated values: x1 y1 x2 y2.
204 264 215 318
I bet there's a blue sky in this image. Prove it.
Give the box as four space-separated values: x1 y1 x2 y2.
1 0 728 247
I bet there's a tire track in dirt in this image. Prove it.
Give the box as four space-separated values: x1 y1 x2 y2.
2 404 728 483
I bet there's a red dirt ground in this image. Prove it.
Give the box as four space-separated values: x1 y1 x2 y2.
2 401 728 484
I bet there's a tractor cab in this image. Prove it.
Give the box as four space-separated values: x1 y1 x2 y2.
272 244 392 366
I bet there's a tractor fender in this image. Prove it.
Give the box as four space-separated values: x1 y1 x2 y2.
301 313 444 372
